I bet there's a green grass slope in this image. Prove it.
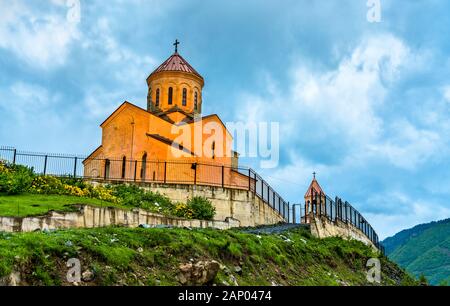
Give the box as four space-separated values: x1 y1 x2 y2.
383 219 450 285
0 227 416 286
0 194 122 217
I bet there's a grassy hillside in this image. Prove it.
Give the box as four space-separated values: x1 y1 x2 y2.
0 226 417 286
383 219 450 285
0 194 120 217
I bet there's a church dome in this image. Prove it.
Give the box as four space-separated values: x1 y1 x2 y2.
146 41 204 116
149 52 203 80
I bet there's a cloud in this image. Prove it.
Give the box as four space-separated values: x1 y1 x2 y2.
237 34 414 166
234 33 450 238
0 0 80 68
367 119 441 170
443 86 450 103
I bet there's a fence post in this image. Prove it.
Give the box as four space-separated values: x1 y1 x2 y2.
194 163 197 185
164 162 167 183
254 172 257 195
134 161 137 182
43 155 48 175
286 202 289 223
273 191 276 209
73 157 78 178
344 202 348 223
222 166 225 188
261 180 264 199
292 205 296 224
329 199 333 221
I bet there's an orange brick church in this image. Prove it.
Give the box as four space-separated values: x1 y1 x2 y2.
83 41 248 187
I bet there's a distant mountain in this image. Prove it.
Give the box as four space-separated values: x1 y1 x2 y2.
382 218 450 285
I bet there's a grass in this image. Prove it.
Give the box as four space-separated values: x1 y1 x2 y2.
0 226 418 286
0 193 130 217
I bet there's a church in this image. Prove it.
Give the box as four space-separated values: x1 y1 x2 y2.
83 41 248 188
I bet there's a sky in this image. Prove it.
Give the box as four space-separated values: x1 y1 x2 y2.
1 0 450 239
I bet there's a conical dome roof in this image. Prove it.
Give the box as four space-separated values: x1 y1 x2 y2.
149 52 203 80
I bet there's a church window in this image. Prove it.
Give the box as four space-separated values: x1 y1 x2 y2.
168 87 173 105
182 88 187 106
156 89 160 107
121 156 126 179
212 141 216 159
141 153 147 181
194 92 198 111
104 159 110 180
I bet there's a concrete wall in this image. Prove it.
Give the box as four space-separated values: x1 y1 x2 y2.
89 181 286 227
0 205 241 233
308 215 378 251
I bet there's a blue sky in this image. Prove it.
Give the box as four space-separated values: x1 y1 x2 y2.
1 0 450 238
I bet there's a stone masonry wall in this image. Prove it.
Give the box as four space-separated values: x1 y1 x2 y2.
90 181 286 227
0 205 241 233
308 215 378 251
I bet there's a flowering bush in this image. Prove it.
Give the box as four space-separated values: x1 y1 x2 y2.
0 162 35 195
31 176 64 194
63 184 90 197
89 185 118 203
30 175 117 203
173 202 194 219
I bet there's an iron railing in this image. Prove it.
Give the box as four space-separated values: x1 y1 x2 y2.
0 146 291 222
303 188 385 254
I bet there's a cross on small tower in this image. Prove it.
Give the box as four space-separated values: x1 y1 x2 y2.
313 172 316 179
173 39 180 53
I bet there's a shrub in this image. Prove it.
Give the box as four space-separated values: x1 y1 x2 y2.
30 176 64 194
173 202 194 219
90 185 118 203
0 162 35 195
111 184 173 213
187 196 216 221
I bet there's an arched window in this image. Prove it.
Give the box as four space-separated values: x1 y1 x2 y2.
168 87 173 105
121 156 126 179
147 88 152 110
104 159 110 180
182 88 187 106
194 92 198 111
141 153 147 181
212 141 216 159
155 89 160 107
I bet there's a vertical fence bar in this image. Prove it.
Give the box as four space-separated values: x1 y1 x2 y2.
134 160 137 182
222 166 225 188
248 169 251 191
194 163 197 185
73 157 78 178
12 149 17 165
164 162 167 183
43 155 48 175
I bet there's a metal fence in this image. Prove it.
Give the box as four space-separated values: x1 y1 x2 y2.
303 188 385 254
0 146 291 222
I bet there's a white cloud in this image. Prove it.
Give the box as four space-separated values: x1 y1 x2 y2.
443 85 450 103
367 120 441 170
0 0 80 68
366 194 450 239
236 34 443 171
